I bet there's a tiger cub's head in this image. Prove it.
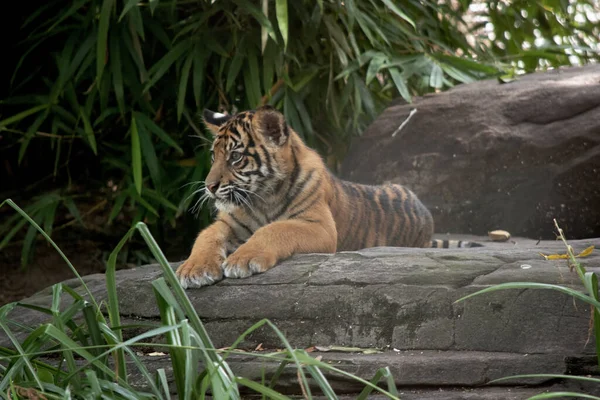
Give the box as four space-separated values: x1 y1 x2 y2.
201 106 291 211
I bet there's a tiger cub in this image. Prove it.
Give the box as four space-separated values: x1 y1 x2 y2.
176 106 478 288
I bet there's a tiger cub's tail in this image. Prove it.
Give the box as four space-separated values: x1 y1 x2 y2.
430 239 483 248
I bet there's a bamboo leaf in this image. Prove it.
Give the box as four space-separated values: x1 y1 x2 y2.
276 0 289 50
110 32 126 117
389 67 411 102
130 115 143 195
134 112 183 154
97 0 115 83
144 40 191 93
79 109 97 155
178 54 194 122
429 63 443 89
380 0 416 28
137 120 161 190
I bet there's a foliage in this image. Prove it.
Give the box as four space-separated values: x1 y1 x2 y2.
456 219 600 399
0 0 598 266
0 198 402 399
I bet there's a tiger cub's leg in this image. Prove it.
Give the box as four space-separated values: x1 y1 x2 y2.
223 211 337 278
176 220 233 288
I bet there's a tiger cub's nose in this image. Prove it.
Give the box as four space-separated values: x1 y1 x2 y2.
207 182 220 193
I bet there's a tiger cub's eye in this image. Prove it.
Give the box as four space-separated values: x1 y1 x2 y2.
230 151 243 163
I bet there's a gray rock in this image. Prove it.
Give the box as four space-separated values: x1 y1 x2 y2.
341 64 600 240
2 236 599 397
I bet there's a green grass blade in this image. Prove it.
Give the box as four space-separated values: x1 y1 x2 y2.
491 374 600 384
0 200 97 305
306 364 338 399
236 377 290 399
0 305 45 392
583 272 600 367
455 282 600 309
527 393 600 400
134 223 218 353
82 303 108 379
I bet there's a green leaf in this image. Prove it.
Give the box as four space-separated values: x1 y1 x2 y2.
134 112 183 154
429 63 443 89
119 0 140 22
108 191 128 224
380 0 415 28
21 224 38 267
0 104 48 128
178 54 194 122
192 46 207 107
247 50 262 107
18 109 48 164
130 115 143 195
144 40 191 93
63 197 85 227
226 44 245 92
79 109 97 155
110 32 126 117
389 67 411 103
366 55 386 85
97 0 115 83
276 0 289 50
137 120 161 190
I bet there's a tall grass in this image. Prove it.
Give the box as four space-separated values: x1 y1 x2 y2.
0 198 400 399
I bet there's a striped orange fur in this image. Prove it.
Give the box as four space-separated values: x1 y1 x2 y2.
176 106 479 288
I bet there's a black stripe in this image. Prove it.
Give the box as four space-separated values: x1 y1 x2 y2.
343 182 369 250
371 187 383 246
288 195 321 220
431 240 438 248
401 191 416 246
229 213 253 236
275 146 299 194
443 239 449 248
246 131 256 148
390 186 408 246
228 125 241 139
271 169 315 221
260 145 274 175
287 175 322 216
457 240 463 248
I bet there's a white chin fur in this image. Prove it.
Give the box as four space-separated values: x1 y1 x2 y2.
214 200 238 213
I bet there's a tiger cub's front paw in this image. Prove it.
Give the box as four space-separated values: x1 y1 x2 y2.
176 250 225 289
223 245 277 279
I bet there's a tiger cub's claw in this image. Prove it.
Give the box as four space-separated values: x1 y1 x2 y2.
175 255 224 289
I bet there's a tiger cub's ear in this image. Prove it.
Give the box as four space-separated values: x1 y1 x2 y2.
202 109 232 136
253 106 289 146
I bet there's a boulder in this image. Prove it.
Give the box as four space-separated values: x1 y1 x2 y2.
2 236 600 398
341 64 600 240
